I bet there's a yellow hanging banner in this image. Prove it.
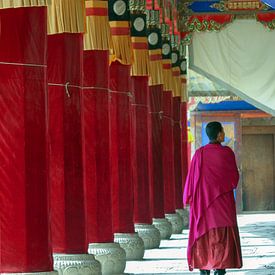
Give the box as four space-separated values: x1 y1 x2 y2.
84 0 111 51
172 67 181 98
109 21 133 65
131 37 149 76
47 0 85 34
162 59 173 92
180 75 188 102
148 49 164 86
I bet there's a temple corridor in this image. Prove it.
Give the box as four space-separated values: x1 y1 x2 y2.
125 213 275 275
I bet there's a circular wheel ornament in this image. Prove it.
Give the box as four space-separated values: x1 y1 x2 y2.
113 0 127 16
162 43 171 56
148 32 158 46
133 17 145 32
180 60 187 72
172 52 178 64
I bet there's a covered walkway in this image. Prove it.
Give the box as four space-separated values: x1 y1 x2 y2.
126 213 275 275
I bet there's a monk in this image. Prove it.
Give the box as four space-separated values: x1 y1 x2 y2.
183 121 242 275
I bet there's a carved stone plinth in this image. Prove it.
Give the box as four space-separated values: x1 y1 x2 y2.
152 218 172 240
88 242 126 275
134 223 161 249
165 212 184 234
53 253 101 275
176 208 189 228
1 272 58 275
114 233 144 261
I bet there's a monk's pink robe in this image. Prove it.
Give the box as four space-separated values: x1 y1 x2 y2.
184 143 242 271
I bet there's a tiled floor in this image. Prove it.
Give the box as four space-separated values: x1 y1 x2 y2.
125 213 275 275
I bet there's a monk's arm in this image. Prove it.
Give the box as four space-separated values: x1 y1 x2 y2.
183 150 199 205
227 147 239 189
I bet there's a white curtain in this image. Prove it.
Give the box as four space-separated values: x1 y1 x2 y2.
189 19 275 115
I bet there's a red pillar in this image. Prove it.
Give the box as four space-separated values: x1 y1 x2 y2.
82 50 113 243
131 76 152 225
173 96 184 210
109 61 135 234
148 85 165 219
162 91 176 214
109 62 144 260
0 7 53 272
181 101 189 191
110 61 144 260
48 33 86 254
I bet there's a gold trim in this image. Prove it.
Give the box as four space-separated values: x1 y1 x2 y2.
86 0 107 9
131 37 148 43
148 49 162 56
109 21 129 28
162 59 171 65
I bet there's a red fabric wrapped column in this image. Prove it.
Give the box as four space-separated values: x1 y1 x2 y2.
162 91 176 214
181 101 189 200
0 7 54 274
161 92 183 234
148 85 164 220
131 76 161 249
148 85 172 239
178 101 190 229
83 50 113 244
110 61 144 260
83 50 126 273
131 76 151 225
173 97 184 210
48 34 101 273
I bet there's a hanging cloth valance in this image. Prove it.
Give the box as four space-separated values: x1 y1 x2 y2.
47 0 85 34
0 0 47 9
172 67 181 97
108 0 132 65
148 49 163 86
190 19 275 115
84 0 111 50
181 75 187 102
130 11 149 76
162 59 173 92
131 37 149 76
180 58 188 102
109 21 133 65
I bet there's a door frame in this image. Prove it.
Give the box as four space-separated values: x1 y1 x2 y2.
241 126 275 212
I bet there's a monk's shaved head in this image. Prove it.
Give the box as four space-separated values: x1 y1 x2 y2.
206 121 223 141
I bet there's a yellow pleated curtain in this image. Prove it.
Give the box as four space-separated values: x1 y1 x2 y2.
84 0 111 51
131 36 149 76
172 66 181 97
109 21 133 65
47 0 85 34
148 49 164 86
180 75 188 102
162 59 174 92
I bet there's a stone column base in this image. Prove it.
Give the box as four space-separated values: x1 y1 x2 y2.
53 253 101 275
134 223 161 249
152 218 172 240
114 233 144 261
165 212 184 234
176 208 189 228
88 242 126 275
1 272 58 275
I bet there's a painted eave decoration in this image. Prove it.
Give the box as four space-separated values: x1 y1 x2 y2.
177 0 275 43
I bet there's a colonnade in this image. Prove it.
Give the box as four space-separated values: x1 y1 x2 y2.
0 1 188 275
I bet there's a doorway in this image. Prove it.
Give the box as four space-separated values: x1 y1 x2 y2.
242 129 275 211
